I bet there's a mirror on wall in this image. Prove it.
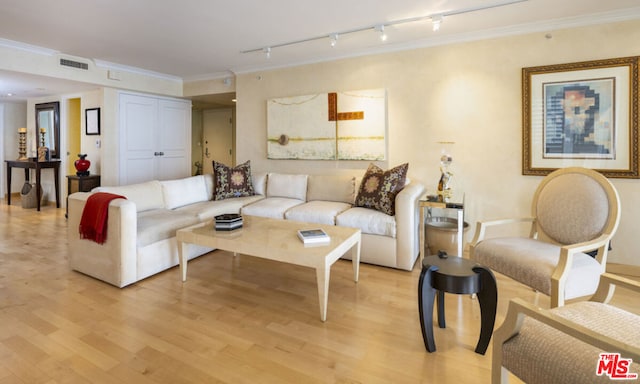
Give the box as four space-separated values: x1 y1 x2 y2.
35 101 60 160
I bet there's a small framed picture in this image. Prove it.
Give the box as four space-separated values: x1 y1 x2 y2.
85 108 100 135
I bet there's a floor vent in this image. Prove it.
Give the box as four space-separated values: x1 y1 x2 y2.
60 58 89 70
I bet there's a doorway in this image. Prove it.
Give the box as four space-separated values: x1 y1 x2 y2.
202 108 234 174
66 98 81 175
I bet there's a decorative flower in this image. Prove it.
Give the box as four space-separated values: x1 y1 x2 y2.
231 171 245 186
364 176 380 193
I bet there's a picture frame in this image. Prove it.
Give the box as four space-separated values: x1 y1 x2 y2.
85 108 100 135
522 56 639 178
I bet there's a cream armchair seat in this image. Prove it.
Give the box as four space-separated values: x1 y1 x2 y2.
492 273 640 384
469 167 620 307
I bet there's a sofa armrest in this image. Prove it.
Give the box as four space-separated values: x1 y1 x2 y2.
394 181 426 270
67 192 138 287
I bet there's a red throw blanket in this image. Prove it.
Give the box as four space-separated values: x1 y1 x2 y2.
79 192 126 244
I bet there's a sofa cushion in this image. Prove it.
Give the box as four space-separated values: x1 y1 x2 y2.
267 173 308 201
252 172 268 196
355 163 408 216
136 209 200 247
161 175 209 210
285 201 352 225
213 160 255 200
176 194 264 221
336 207 397 237
307 174 356 204
94 180 164 213
241 197 304 219
203 173 214 198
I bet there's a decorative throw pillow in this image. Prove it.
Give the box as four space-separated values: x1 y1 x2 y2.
213 160 255 200
355 163 408 216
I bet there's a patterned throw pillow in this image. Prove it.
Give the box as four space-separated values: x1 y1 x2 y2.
355 163 408 216
213 160 255 200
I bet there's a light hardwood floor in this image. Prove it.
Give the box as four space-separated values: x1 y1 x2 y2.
1 200 638 383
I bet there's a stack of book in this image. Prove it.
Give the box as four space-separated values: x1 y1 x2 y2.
297 228 330 244
214 214 243 231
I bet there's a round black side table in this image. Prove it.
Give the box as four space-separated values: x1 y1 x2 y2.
417 254 497 355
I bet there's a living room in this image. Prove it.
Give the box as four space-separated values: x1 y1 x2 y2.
1 2 640 382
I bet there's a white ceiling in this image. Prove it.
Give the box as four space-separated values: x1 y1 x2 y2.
1 0 640 102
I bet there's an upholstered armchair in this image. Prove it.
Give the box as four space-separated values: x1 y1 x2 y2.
492 273 640 384
469 167 620 307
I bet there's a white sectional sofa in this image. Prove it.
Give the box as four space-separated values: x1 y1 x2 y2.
67 172 425 288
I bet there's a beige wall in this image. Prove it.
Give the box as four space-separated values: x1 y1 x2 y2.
232 19 640 267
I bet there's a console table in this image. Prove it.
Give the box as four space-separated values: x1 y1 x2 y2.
5 159 61 211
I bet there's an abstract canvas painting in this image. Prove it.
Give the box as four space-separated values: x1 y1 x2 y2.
267 89 386 160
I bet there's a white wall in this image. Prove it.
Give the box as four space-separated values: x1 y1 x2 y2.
232 19 640 267
1 102 28 197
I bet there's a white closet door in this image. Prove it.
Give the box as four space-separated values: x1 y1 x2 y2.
158 99 191 180
119 93 158 185
119 93 192 185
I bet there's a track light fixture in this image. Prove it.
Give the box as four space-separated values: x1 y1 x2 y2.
431 15 443 32
330 33 339 47
241 0 527 58
374 25 387 42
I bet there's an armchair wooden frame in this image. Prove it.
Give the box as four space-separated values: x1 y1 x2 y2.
470 167 621 308
492 273 640 383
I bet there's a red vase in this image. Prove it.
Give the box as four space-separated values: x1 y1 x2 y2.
75 154 91 176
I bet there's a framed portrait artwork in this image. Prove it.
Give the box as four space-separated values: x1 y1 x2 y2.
85 108 100 135
522 56 639 178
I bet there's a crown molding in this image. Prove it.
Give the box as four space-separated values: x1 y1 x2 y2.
93 59 182 83
0 38 58 56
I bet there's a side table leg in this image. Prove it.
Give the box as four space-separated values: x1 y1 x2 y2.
6 163 12 206
418 264 438 352
472 265 497 355
36 168 42 211
436 290 446 328
54 164 60 208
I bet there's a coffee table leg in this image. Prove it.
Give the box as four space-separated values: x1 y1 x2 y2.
316 266 330 322
418 264 438 352
472 265 497 355
351 238 361 282
178 240 188 282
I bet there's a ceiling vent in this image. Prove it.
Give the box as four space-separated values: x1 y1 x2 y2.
60 58 88 70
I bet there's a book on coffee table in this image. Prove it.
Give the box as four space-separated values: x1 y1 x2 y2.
215 214 243 230
215 214 242 223
297 228 330 244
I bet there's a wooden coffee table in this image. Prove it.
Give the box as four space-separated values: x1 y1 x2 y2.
176 215 361 321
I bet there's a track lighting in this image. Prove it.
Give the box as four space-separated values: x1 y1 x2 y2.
431 15 443 31
240 0 527 58
375 25 387 42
